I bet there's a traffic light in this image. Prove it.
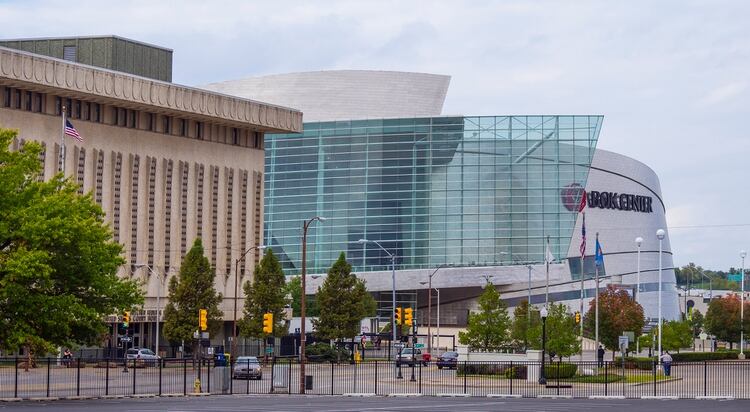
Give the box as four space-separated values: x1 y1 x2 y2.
574 311 581 324
404 307 413 326
262 313 273 334
199 309 208 331
123 311 130 328
394 307 402 325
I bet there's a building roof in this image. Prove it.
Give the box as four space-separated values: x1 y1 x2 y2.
0 46 302 133
202 70 450 122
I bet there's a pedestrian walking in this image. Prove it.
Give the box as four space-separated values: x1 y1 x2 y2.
660 351 673 377
597 345 605 368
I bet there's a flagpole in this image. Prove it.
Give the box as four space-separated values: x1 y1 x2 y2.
580 212 585 346
595 232 600 356
60 106 66 174
545 235 550 308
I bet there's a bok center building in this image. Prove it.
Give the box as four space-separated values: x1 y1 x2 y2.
205 70 680 334
0 37 302 350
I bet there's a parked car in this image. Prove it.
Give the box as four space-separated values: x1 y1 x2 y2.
436 351 459 369
125 348 160 366
395 348 429 367
233 356 262 380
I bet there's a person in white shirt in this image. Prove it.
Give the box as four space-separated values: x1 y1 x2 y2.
660 351 673 376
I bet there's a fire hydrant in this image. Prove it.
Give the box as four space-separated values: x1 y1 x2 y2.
193 377 201 393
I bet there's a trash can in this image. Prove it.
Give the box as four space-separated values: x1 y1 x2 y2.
214 352 227 367
305 375 313 390
212 366 230 394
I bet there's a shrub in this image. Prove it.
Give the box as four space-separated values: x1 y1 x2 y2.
543 362 577 379
456 363 504 376
305 343 349 362
503 365 527 379
614 356 653 370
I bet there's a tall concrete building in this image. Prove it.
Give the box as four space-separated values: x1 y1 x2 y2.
0 38 302 351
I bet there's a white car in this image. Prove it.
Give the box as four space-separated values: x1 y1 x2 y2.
125 348 160 365
233 356 262 380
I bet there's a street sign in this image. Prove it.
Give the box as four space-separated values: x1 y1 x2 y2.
120 336 132 342
265 347 274 354
394 343 404 348
729 273 743 282
415 343 424 348
201 332 209 339
619 335 628 350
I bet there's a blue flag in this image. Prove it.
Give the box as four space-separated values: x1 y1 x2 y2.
595 236 604 267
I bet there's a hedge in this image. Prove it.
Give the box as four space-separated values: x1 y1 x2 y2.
305 343 350 362
543 362 577 379
615 350 741 367
503 366 527 379
456 363 505 376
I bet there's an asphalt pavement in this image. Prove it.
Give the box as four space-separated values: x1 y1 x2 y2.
0 395 747 412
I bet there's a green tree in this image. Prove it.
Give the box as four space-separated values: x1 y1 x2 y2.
458 284 511 351
583 286 645 353
661 320 693 352
240 248 289 338
689 309 704 338
286 275 319 317
527 304 581 359
162 238 223 356
0 128 142 363
705 294 750 349
314 253 376 342
510 300 540 350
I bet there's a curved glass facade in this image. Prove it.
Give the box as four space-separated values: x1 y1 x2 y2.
265 115 602 275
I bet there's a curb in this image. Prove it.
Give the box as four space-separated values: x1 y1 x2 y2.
487 394 522 398
388 393 423 397
537 395 573 399
161 393 185 397
28 397 59 401
187 392 211 397
437 393 471 397
588 395 625 399
131 394 157 398
343 393 376 397
64 396 94 400
100 395 127 399
695 396 734 400
0 398 22 402
640 396 679 400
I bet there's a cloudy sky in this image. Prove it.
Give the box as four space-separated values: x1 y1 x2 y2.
2 0 748 270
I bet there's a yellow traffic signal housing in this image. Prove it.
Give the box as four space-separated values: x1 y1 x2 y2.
394 307 402 325
262 312 274 334
199 309 208 331
404 307 413 326
123 311 130 328
574 311 581 324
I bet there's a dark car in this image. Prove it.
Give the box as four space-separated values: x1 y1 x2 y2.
436 351 458 369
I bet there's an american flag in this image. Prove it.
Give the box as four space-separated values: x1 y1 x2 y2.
65 119 83 142
580 212 587 258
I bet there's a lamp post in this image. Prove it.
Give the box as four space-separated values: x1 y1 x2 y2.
538 306 548 385
699 269 712 301
656 229 665 361
232 244 266 359
300 216 325 394
635 237 643 302
424 264 450 353
358 238 397 374
741 250 747 359
134 264 171 356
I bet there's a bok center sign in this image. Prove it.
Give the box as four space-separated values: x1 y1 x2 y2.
587 190 653 213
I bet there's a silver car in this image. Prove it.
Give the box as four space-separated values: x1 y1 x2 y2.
233 356 262 380
125 348 160 366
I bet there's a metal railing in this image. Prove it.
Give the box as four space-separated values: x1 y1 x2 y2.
1 357 748 399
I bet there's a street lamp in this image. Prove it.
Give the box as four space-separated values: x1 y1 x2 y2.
656 229 665 361
232 244 266 359
635 237 643 302
538 306 548 385
134 264 174 356
424 264 450 353
358 238 397 375
300 216 326 394
741 250 747 359
698 269 713 301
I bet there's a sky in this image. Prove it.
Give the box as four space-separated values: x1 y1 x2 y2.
1 0 748 271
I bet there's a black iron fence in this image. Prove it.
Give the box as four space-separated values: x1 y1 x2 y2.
1 358 748 400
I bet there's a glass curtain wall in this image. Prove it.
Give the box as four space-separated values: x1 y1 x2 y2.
265 115 602 275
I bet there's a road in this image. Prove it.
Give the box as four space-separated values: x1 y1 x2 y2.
0 394 747 412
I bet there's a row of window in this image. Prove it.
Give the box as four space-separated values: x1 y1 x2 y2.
1 86 263 149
